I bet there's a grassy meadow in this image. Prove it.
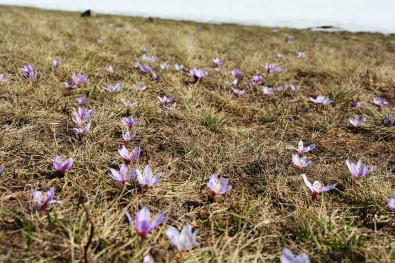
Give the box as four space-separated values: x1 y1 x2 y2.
0 6 395 263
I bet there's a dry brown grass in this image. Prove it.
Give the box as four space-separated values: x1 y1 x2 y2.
0 6 395 263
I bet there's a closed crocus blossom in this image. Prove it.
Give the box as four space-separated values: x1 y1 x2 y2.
53 156 73 173
231 69 242 79
281 248 309 263
125 207 167 241
287 140 315 156
166 224 200 253
122 130 136 146
292 154 311 169
118 146 141 164
31 187 60 213
207 174 231 195
136 165 160 187
346 159 371 180
76 96 86 105
383 116 394 126
349 115 367 127
121 116 138 129
103 83 122 93
373 97 388 106
158 96 173 104
388 194 395 212
262 86 274 96
309 96 333 105
109 164 136 184
301 173 337 201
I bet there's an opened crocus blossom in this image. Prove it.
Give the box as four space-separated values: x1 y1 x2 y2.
121 99 138 109
252 74 263 85
53 156 73 173
136 165 161 187
373 96 388 106
188 68 208 80
231 87 246 96
281 248 309 263
346 159 371 180
103 83 122 93
349 115 367 127
122 130 136 146
31 187 60 213
71 72 88 86
388 194 395 212
133 82 147 91
309 96 333 105
175 63 184 71
262 86 274 96
125 207 166 241
164 102 177 111
158 96 173 104
287 140 315 156
207 174 232 195
166 224 200 253
118 146 141 164
72 107 92 126
292 154 312 169
22 64 39 81
52 60 61 68
121 116 138 129
213 57 224 65
160 63 169 71
301 173 337 201
109 164 136 184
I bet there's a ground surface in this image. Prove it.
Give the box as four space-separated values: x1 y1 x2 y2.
0 6 395 263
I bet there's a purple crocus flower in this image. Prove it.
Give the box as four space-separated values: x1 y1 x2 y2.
52 60 61 69
166 224 200 253
231 70 242 79
158 96 173 104
139 65 153 74
143 255 154 263
164 102 177 111
213 57 224 65
207 174 232 196
292 154 311 169
160 63 169 71
301 173 338 201
252 74 264 85
133 82 147 91
76 96 86 105
0 166 4 175
383 116 394 126
118 146 141 164
106 65 114 73
31 187 60 213
72 72 88 86
297 52 306 58
265 63 283 73
71 107 92 126
231 87 246 96
188 68 208 80
64 80 76 89
373 97 388 106
125 207 167 241
121 116 138 129
109 164 136 184
290 84 300 93
72 123 91 137
276 86 287 93
53 156 73 173
346 159 371 180
262 86 274 96
349 116 367 127
123 130 136 146
121 98 138 109
215 67 224 72
134 62 142 68
103 83 122 93
388 194 395 212
309 96 333 105
22 64 39 81
352 101 362 107
281 248 309 263
136 165 160 187
0 74 8 83
287 140 315 156
175 64 184 71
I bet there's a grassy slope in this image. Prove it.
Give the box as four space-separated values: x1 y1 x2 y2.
0 6 395 263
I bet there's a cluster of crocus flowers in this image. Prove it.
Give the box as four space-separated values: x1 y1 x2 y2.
22 64 39 81
125 207 167 242
71 107 92 137
166 224 200 253
207 174 232 196
309 95 333 105
31 187 60 213
346 159 371 180
281 248 309 263
109 164 136 184
103 83 122 93
264 63 283 73
349 115 367 127
53 156 73 173
136 165 161 187
287 140 315 156
373 96 388 107
188 68 208 81
301 174 337 201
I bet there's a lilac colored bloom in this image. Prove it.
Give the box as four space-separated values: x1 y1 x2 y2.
52 60 61 68
166 224 199 253
133 82 147 91
72 123 91 137
136 165 161 187
121 116 138 129
121 98 138 109
164 102 177 111
0 74 8 83
290 84 300 92
213 57 224 65
265 63 283 73
346 159 371 180
142 54 157 62
309 96 333 105
389 194 395 212
0 166 4 175
231 69 242 79
207 174 231 195
175 64 184 71
71 107 92 126
252 74 264 85
373 97 388 106
125 207 167 240
150 71 159 80
383 116 394 126
301 173 337 201
286 140 315 156
22 64 39 81
215 67 224 72
292 154 311 169
103 83 122 93
134 62 142 68
31 187 60 213
53 156 73 173
64 80 76 89
160 63 169 71
106 65 114 73
109 164 136 184
143 255 154 263
158 96 173 104
349 116 367 127
139 65 153 74
188 68 208 80
76 96 86 105
231 87 246 96
122 130 136 146
71 72 88 86
352 101 362 107
118 146 141 164
297 52 306 58
281 248 309 263
276 86 287 93
262 86 274 96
